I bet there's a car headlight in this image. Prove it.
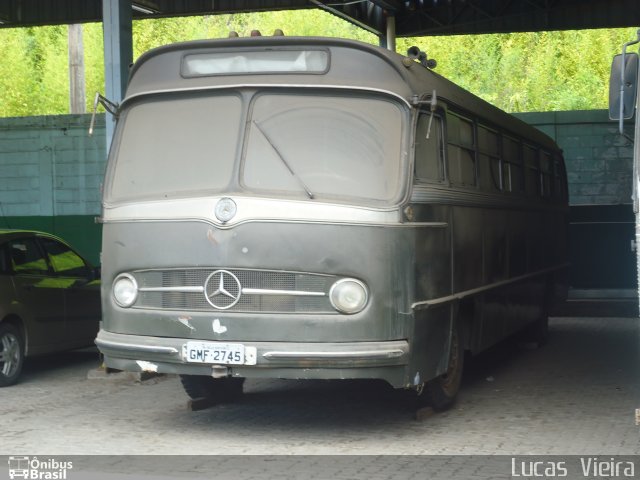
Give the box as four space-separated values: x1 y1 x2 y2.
329 278 368 314
113 273 138 308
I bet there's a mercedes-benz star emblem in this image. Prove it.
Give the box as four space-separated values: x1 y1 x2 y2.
204 270 242 310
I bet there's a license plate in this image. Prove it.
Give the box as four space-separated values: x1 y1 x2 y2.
183 341 245 365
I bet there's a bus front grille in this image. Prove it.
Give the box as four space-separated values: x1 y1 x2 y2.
132 268 337 314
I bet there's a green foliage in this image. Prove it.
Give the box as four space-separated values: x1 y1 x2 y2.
131 10 376 57
0 10 637 116
0 28 38 116
397 28 639 112
83 23 105 112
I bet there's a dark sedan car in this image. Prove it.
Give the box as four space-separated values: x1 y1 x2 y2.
0 229 100 386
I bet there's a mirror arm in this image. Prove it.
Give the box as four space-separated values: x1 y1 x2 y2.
411 90 438 139
89 92 120 136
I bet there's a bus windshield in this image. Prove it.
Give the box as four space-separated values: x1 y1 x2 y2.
243 93 403 202
108 91 404 205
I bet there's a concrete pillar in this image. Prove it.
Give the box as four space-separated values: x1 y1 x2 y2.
103 0 133 153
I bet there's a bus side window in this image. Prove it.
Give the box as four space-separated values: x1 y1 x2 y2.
447 113 476 187
415 113 444 182
502 136 523 193
478 125 501 191
540 151 553 198
552 156 565 200
524 144 540 197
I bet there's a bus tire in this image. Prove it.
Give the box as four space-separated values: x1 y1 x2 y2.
0 323 25 387
421 323 464 411
179 374 244 402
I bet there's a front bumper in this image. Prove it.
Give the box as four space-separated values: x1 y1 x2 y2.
96 329 411 387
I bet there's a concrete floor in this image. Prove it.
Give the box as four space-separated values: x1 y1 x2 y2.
1 316 638 479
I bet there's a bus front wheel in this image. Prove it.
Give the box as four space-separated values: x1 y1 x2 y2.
419 324 464 411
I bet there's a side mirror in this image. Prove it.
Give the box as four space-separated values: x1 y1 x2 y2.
609 52 638 121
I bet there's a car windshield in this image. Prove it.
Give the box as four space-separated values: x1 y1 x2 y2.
108 91 404 205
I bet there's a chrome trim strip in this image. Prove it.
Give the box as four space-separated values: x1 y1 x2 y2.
103 196 404 227
104 216 449 229
412 263 570 310
137 286 324 296
262 349 405 360
242 288 325 297
95 338 179 354
139 286 204 293
123 84 412 108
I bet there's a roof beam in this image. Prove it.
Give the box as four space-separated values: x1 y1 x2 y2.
1 0 640 36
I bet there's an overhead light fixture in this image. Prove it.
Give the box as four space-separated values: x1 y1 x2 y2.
132 4 156 14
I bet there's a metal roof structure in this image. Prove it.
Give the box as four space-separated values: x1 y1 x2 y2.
1 0 639 37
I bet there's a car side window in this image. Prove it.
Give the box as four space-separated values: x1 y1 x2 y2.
9 238 49 275
39 237 90 277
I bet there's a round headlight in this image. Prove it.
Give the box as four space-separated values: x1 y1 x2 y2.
329 278 368 314
113 273 138 308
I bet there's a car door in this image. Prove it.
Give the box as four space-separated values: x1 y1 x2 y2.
38 236 101 346
7 236 67 351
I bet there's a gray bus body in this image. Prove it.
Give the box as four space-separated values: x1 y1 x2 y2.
96 37 568 408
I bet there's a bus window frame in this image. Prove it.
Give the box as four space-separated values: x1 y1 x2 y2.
523 143 541 198
539 150 554 199
477 123 503 192
446 110 478 189
502 134 524 194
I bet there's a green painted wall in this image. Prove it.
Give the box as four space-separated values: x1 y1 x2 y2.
0 215 101 265
0 114 105 265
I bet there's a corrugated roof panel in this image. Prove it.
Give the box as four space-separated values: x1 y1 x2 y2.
0 0 638 35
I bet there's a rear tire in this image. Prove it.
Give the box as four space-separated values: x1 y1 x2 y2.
0 323 24 387
179 375 244 402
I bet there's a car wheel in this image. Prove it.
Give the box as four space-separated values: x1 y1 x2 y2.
179 374 244 402
0 323 24 387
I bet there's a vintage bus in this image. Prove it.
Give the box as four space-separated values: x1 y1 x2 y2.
95 36 568 410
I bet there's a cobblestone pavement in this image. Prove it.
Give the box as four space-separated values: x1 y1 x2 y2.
1 317 638 478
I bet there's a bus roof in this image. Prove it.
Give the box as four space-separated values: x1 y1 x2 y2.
125 36 559 152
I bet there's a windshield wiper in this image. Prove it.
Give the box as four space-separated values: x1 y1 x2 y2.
252 120 314 199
